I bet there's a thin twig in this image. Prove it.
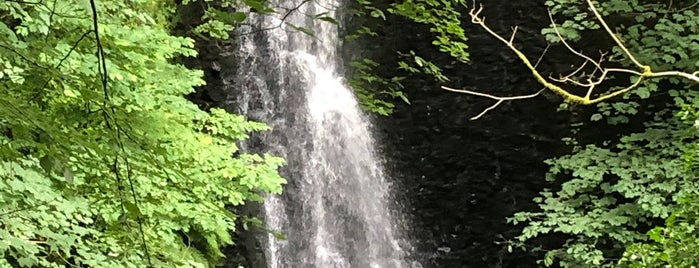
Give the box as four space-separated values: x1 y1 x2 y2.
0 44 49 69
533 44 550 68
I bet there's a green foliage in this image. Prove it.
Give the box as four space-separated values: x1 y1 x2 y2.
346 0 466 115
180 0 271 39
619 195 699 267
179 0 337 40
387 0 469 63
510 117 699 267
345 1 409 115
617 95 699 267
0 0 284 267
349 58 408 116
397 50 449 83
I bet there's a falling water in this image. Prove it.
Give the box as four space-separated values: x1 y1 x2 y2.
230 0 415 267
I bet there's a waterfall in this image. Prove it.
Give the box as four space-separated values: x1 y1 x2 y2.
229 0 416 267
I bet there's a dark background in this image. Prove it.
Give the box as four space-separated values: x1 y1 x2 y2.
349 1 574 267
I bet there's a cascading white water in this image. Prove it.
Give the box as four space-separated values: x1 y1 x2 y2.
231 1 416 267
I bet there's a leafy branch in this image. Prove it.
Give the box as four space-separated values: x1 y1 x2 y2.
89 0 151 265
444 0 699 118
0 0 286 266
233 0 315 37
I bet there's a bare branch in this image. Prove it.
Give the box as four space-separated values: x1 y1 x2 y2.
585 0 646 70
465 2 593 104
444 1 699 119
442 86 544 120
649 71 699 82
548 9 604 73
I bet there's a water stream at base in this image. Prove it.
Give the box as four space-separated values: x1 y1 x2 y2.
230 1 417 267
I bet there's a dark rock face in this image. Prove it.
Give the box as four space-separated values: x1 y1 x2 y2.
180 0 577 267
352 1 574 267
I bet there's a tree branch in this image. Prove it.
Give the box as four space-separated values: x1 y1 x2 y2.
585 0 645 70
442 86 544 120
444 1 699 119
234 0 313 37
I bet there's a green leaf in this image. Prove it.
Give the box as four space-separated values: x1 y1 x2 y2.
243 0 273 13
285 22 315 37
317 16 338 24
232 12 247 23
590 113 603 121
